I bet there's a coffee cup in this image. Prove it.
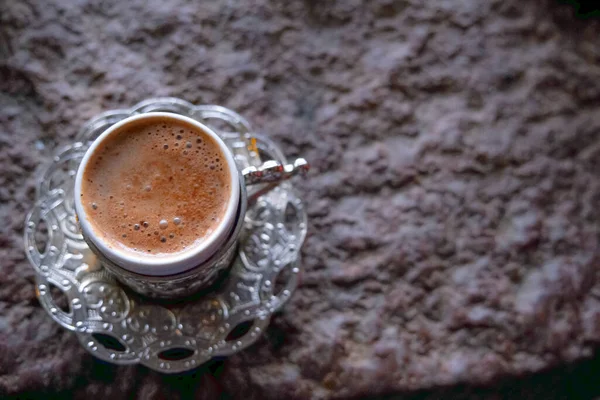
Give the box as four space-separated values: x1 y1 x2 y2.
74 112 246 298
74 111 309 299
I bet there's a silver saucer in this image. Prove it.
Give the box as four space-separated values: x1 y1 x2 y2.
24 98 306 373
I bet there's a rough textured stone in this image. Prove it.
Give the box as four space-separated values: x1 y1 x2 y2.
1 0 599 398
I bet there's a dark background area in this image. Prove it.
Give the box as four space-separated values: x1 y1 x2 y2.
1 0 600 398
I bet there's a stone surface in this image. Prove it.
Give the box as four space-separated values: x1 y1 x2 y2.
1 0 599 398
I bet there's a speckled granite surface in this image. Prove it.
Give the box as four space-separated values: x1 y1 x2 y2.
1 0 599 398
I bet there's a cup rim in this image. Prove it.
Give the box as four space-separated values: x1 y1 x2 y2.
74 112 241 276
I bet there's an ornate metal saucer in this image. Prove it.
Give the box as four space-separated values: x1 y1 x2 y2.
24 98 307 373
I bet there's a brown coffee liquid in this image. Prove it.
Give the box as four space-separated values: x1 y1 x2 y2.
80 117 232 257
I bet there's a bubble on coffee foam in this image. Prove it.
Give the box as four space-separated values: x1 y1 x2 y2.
159 219 168 229
173 217 181 225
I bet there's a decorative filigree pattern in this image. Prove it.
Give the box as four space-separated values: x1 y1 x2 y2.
24 98 306 373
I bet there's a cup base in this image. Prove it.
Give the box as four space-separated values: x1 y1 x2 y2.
24 98 307 373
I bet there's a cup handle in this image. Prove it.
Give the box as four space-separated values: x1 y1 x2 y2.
242 158 309 186
242 158 309 205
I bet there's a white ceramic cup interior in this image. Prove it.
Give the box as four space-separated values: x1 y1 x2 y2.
74 112 240 276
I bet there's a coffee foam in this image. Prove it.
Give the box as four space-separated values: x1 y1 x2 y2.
80 118 232 257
